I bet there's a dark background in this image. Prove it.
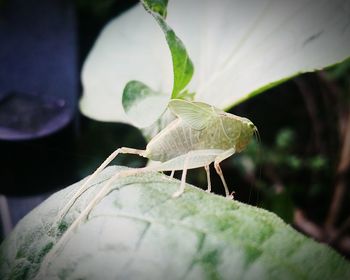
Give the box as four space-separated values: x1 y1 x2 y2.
0 0 349 259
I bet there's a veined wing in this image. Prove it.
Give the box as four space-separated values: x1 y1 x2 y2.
168 99 222 130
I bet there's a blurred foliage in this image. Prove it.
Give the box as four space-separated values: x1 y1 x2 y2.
218 59 350 257
231 128 330 223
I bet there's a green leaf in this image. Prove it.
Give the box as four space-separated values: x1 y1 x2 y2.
1 166 349 279
122 81 169 127
80 0 350 124
143 0 168 18
142 0 194 99
121 1 194 128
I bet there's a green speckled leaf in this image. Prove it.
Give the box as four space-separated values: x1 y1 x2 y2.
1 166 349 279
122 81 169 128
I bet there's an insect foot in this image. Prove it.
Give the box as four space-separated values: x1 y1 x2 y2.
228 191 235 200
172 165 188 198
205 165 211 193
172 190 183 198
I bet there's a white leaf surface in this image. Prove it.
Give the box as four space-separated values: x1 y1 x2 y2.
80 0 350 124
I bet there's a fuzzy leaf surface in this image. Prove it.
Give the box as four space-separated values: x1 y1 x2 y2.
1 166 349 279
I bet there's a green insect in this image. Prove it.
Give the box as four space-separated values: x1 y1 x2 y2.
57 99 257 222
36 99 257 276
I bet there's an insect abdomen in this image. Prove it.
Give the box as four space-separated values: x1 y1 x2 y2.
145 119 201 162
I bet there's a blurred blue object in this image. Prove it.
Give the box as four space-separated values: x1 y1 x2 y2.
0 0 77 140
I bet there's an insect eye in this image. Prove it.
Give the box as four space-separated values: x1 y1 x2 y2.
249 123 255 128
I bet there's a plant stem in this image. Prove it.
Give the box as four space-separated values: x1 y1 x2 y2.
331 216 350 244
294 208 324 241
325 94 350 231
295 76 323 153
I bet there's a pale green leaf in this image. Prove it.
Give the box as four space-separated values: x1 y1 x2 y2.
80 0 350 124
1 166 349 279
155 15 194 99
80 3 172 124
141 0 194 99
122 81 169 127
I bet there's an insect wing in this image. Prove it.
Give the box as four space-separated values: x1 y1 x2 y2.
168 99 219 130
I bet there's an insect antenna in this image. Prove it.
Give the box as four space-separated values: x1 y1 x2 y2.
252 127 262 206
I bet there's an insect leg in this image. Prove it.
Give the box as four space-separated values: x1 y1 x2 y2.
214 148 235 198
204 165 211 192
150 149 223 197
169 170 175 179
172 152 191 198
214 163 230 197
56 147 146 224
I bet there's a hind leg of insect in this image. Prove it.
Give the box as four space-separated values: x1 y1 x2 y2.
49 156 189 262
170 151 221 197
205 165 211 193
55 147 146 224
214 148 235 198
64 150 220 227
40 150 223 276
66 148 221 221
151 149 221 198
